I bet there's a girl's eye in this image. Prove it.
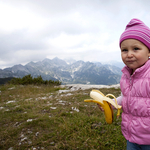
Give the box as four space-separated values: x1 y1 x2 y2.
134 47 139 50
121 49 127 52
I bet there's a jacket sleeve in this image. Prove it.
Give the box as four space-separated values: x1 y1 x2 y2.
116 92 123 106
111 92 123 109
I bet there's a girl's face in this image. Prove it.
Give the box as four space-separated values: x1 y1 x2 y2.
121 39 150 73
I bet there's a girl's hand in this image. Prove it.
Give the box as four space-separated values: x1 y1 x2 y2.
97 104 104 111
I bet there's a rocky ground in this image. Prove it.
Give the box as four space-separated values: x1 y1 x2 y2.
59 84 120 92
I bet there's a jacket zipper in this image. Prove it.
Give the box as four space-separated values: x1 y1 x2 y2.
128 76 132 140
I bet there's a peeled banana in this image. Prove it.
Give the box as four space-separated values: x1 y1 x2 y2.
84 90 122 124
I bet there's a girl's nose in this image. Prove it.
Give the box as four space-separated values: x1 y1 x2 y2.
127 51 133 57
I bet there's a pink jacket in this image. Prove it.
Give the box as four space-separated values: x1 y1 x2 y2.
120 59 150 145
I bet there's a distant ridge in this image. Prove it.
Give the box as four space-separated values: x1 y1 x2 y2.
0 57 122 85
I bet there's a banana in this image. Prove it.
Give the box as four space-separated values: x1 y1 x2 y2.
84 90 122 124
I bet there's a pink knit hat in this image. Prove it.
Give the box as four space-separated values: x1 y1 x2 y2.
119 18 150 49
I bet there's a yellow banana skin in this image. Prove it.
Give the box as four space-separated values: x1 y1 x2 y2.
84 90 122 124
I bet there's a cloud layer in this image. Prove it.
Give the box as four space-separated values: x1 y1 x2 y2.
0 0 150 68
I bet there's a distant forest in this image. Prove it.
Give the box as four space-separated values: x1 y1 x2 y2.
0 75 61 86
0 77 14 85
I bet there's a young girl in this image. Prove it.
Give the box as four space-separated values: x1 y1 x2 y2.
99 18 150 150
118 18 150 150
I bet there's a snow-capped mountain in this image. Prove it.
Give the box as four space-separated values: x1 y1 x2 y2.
0 57 122 85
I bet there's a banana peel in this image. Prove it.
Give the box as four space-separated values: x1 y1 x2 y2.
84 90 122 124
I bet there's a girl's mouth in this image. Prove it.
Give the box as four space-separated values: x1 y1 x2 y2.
126 60 135 63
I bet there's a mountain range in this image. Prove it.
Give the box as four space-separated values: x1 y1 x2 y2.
0 57 123 85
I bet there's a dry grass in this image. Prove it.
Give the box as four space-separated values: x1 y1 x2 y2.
0 84 126 150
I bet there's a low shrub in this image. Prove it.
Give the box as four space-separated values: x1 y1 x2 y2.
8 74 61 86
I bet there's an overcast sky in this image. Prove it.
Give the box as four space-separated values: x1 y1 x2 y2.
0 0 150 69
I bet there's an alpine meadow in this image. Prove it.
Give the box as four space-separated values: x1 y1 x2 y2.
0 83 126 150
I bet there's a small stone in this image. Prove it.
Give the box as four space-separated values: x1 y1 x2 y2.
0 107 4 110
50 107 57 110
35 132 39 137
50 142 55 145
27 119 33 122
6 100 15 104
